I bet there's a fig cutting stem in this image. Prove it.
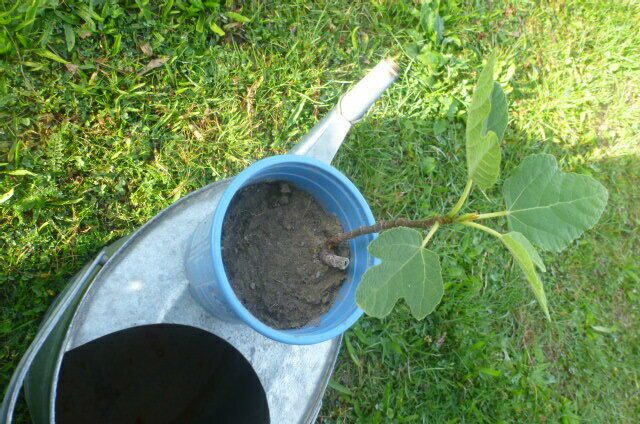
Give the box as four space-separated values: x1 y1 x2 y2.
321 215 453 269
320 208 508 269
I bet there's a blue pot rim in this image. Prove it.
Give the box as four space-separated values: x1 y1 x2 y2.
210 155 375 345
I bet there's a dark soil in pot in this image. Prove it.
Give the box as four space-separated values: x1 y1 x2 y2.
222 181 350 329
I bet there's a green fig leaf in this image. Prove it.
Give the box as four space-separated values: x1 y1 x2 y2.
485 82 508 141
504 154 609 252
466 55 507 189
500 232 550 320
505 231 545 272
467 130 501 190
356 227 444 319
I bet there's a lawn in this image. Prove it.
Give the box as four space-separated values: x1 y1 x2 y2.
1 0 639 423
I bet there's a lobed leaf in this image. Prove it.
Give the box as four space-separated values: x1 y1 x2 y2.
356 227 444 320
500 232 550 320
465 55 508 189
503 154 608 252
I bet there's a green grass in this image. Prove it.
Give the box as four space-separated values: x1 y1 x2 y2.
1 0 639 422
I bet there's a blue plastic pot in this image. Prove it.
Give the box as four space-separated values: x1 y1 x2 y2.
185 155 377 345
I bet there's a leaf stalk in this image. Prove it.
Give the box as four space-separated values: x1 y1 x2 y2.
447 179 473 217
461 221 502 238
421 222 440 248
474 210 510 220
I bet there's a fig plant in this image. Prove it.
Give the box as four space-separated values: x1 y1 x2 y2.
323 54 608 320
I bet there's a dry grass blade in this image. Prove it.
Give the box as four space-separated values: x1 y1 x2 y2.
137 56 169 76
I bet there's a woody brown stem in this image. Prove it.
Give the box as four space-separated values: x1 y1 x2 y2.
325 215 451 248
321 215 455 268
